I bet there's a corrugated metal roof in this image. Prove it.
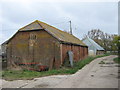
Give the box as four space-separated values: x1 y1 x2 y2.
82 37 104 50
19 20 86 46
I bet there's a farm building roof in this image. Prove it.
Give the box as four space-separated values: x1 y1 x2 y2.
82 37 104 50
18 20 86 46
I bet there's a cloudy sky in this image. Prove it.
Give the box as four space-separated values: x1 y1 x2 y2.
0 0 118 44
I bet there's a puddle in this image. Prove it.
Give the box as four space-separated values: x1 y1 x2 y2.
100 65 113 67
105 62 114 64
34 83 49 88
115 65 120 67
91 75 94 77
117 76 120 79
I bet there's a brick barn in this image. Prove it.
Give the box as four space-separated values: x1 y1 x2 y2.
3 20 88 70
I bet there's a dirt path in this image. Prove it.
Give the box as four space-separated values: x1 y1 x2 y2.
1 55 119 88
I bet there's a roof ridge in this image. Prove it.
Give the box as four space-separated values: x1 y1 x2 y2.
19 20 38 31
37 20 72 35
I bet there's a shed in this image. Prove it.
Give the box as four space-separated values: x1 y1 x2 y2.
3 20 88 70
82 37 104 56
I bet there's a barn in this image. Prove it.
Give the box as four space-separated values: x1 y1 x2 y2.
82 37 104 56
3 20 88 70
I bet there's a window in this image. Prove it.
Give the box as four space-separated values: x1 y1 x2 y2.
29 34 37 40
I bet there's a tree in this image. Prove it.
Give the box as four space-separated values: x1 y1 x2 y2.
112 35 120 57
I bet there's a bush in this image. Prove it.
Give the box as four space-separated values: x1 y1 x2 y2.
113 57 120 64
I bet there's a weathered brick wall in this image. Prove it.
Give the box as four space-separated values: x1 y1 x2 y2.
7 30 61 69
96 50 105 55
61 44 88 65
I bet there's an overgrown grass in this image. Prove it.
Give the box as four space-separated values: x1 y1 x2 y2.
113 57 120 64
2 54 110 81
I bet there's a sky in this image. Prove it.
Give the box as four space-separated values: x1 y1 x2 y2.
0 0 119 44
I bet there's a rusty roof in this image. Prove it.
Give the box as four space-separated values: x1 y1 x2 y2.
19 20 86 46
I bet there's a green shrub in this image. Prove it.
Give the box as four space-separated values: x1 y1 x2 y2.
113 57 120 64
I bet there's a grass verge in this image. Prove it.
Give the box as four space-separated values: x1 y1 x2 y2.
2 54 109 81
113 57 120 64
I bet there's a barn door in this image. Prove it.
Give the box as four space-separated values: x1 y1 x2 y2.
49 42 56 69
28 33 36 68
52 42 56 69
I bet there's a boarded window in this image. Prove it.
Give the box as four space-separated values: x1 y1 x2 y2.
29 34 37 40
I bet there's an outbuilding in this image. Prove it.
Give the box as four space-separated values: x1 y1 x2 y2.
3 20 88 70
82 37 104 56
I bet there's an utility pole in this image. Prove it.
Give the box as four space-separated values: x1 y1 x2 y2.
69 21 72 35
